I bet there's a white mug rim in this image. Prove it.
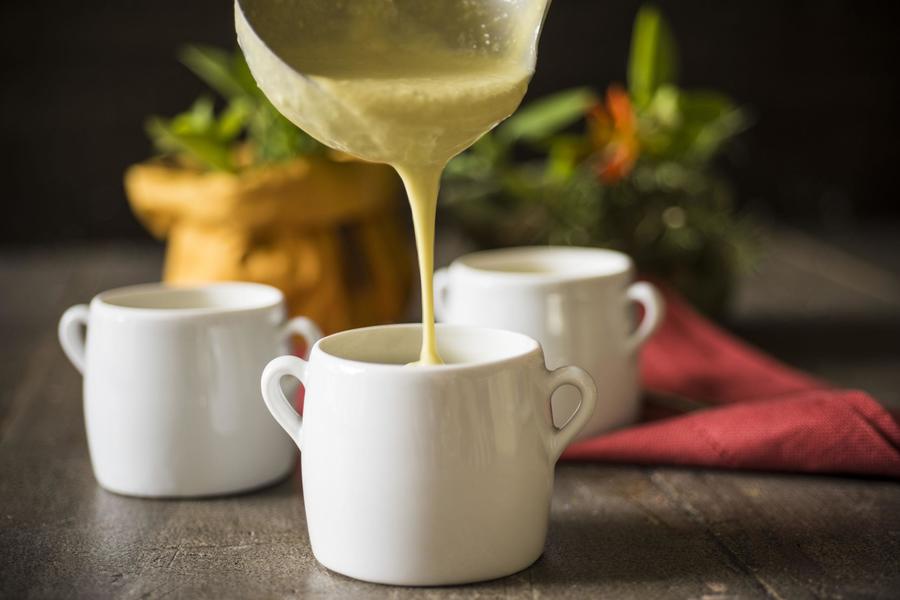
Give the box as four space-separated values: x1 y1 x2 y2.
312 323 541 374
450 246 635 285
91 281 284 319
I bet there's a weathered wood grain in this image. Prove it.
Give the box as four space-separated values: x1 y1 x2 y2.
729 226 900 407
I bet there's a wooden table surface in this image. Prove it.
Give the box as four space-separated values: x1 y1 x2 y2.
2 227 899 599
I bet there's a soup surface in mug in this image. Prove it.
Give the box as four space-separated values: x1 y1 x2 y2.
459 247 634 278
481 263 558 274
316 325 537 367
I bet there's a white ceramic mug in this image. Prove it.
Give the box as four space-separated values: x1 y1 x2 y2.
434 246 663 439
260 324 597 586
58 282 321 498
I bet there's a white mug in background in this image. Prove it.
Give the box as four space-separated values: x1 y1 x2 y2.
58 282 321 498
434 246 663 439
260 324 597 586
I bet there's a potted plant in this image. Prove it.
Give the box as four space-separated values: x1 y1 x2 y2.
442 5 757 315
125 46 411 334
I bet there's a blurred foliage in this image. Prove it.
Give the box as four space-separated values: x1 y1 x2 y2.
146 46 324 172
442 5 757 314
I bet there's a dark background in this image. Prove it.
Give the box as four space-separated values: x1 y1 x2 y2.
2 0 899 244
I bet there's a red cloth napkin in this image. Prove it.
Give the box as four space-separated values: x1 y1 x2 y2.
562 288 900 478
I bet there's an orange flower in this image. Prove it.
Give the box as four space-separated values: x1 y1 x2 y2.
588 85 639 184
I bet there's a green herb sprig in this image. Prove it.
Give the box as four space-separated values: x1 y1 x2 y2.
442 5 757 314
146 46 323 172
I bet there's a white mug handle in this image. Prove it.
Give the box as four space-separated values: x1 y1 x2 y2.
261 355 308 451
546 365 598 461
433 267 450 322
58 304 89 374
625 281 664 354
280 316 322 356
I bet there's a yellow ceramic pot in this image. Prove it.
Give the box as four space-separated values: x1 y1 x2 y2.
124 156 412 334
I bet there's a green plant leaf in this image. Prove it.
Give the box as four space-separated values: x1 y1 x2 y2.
645 85 682 127
162 97 216 138
690 106 750 162
546 134 591 182
178 45 256 99
628 5 679 108
232 51 263 98
496 87 597 147
185 97 215 131
146 117 234 172
678 91 736 125
217 98 252 141
249 101 323 162
658 90 749 162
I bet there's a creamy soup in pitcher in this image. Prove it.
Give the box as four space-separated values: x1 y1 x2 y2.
237 0 545 364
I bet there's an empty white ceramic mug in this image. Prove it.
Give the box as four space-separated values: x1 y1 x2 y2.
260 324 597 585
434 246 663 439
58 282 321 498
